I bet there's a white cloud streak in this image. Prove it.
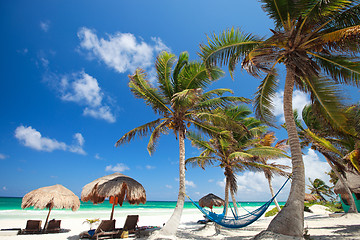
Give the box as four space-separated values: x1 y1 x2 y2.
77 27 169 80
15 125 86 155
105 163 130 172
0 154 7 160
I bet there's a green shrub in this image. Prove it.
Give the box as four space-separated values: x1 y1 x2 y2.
265 206 283 217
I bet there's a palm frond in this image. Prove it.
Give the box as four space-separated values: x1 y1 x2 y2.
115 118 164 147
185 156 217 170
156 51 176 100
311 53 360 87
199 28 261 72
259 0 297 30
147 120 170 155
246 146 289 159
172 51 189 93
302 75 348 133
254 72 279 127
129 69 172 115
178 62 224 90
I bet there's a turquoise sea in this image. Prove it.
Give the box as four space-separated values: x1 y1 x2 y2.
0 197 284 221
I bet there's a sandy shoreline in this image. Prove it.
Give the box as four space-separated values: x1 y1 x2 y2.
0 205 359 239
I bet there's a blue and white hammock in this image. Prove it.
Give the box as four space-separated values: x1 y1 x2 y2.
187 177 290 229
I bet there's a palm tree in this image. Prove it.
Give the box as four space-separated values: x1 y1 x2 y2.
258 132 290 212
199 1 360 236
186 106 289 216
116 51 248 238
307 178 333 202
296 104 359 212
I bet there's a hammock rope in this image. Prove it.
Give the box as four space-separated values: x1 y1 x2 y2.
187 177 290 229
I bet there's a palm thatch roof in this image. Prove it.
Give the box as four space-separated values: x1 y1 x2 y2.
81 172 146 206
304 193 318 202
199 193 225 210
334 170 360 195
21 184 80 211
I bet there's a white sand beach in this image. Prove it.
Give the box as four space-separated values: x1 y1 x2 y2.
0 205 359 240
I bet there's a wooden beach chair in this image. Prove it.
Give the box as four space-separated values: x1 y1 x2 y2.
22 220 42 234
120 215 139 234
80 219 116 239
45 219 61 233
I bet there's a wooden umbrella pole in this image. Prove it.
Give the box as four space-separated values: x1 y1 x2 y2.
110 201 116 220
43 206 53 232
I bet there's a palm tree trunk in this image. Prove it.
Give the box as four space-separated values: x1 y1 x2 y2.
322 154 358 213
224 176 230 216
230 190 239 217
267 176 281 212
156 130 186 238
266 69 305 237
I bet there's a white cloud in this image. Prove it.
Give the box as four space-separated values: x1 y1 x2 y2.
175 178 196 188
105 163 129 172
208 179 214 183
185 180 196 188
15 126 86 155
77 27 169 76
57 71 115 123
165 185 173 189
15 126 67 152
272 90 310 122
68 133 86 155
0 153 7 160
95 153 103 160
2 186 6 191
40 21 50 32
146 165 156 170
213 149 330 201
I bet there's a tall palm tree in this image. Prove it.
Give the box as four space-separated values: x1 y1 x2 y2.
307 178 333 202
116 51 248 238
199 1 360 236
258 132 290 212
186 106 289 216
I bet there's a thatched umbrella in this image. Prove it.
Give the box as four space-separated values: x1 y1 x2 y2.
199 193 225 211
81 172 146 220
304 193 318 202
21 184 80 231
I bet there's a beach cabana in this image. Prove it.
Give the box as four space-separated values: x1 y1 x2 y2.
21 184 80 232
199 193 225 211
334 170 360 212
81 172 146 220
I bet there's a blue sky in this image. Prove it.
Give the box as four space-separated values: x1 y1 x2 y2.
1 0 359 202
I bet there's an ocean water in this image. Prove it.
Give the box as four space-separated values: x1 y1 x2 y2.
0 197 283 221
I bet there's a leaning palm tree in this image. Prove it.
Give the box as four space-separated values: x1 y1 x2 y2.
296 104 359 212
200 1 360 237
307 178 333 202
258 132 290 212
116 51 248 238
186 106 289 216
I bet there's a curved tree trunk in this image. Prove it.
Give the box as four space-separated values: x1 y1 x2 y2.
322 154 358 213
230 190 239 217
266 70 305 237
154 130 186 238
267 176 281 212
224 176 230 216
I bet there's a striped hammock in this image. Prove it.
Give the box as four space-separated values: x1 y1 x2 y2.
187 177 290 229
